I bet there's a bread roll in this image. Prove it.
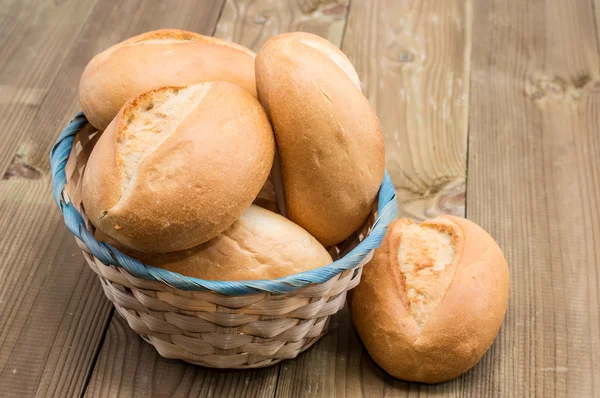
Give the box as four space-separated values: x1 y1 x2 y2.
95 205 333 281
350 216 509 383
255 32 385 247
82 82 275 253
80 29 256 130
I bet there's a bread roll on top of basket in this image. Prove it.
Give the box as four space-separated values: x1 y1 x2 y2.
255 32 385 247
350 216 509 384
82 82 275 253
79 29 256 130
95 205 333 281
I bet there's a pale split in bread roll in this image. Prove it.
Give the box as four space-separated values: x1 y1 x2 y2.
82 82 275 253
95 205 333 281
350 216 509 384
79 29 256 130
255 32 385 247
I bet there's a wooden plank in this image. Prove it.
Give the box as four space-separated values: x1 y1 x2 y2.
467 0 600 397
0 0 99 174
0 179 113 397
277 308 467 397
85 1 353 396
85 313 278 398
9 0 226 174
275 306 400 397
596 0 600 50
0 1 226 396
214 0 349 48
0 0 37 51
341 0 471 220
276 0 471 395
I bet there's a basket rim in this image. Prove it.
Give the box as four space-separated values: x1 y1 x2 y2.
50 112 398 295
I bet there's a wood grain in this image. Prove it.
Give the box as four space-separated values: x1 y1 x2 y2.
274 306 400 397
342 0 471 221
85 313 278 398
0 0 99 175
9 0 226 175
0 180 112 397
214 0 349 49
467 0 600 396
276 0 471 395
1 0 599 396
0 1 225 397
596 0 600 51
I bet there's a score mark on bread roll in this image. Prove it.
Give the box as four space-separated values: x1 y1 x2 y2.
79 29 256 130
350 216 509 384
82 82 275 253
398 222 457 328
255 32 385 247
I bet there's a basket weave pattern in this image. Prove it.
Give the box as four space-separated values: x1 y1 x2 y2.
81 243 369 368
52 114 397 368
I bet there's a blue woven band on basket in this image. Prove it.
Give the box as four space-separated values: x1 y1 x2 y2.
50 112 398 295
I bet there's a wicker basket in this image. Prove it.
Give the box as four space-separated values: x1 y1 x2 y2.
50 113 398 369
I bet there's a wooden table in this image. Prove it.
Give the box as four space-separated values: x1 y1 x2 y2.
1 0 599 396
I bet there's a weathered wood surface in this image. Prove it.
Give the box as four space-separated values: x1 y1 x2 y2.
85 314 279 398
0 0 599 397
275 1 472 396
0 0 99 174
0 1 225 397
344 0 470 221
468 1 600 396
0 180 111 398
214 0 350 48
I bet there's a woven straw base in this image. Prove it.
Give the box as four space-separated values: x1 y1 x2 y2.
59 119 382 369
80 239 369 368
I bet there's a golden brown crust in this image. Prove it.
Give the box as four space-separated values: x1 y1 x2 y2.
122 29 255 56
82 82 275 253
350 216 509 383
255 32 385 247
95 205 333 281
79 29 256 130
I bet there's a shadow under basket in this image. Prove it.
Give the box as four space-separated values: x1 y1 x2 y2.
50 113 398 369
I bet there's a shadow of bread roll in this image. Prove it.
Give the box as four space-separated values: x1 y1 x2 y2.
80 29 256 130
82 82 275 253
95 205 332 281
252 174 279 214
255 32 385 247
350 216 509 384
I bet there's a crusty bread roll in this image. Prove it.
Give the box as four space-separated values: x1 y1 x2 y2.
350 216 509 383
80 29 256 130
95 205 332 280
255 32 385 247
82 82 275 253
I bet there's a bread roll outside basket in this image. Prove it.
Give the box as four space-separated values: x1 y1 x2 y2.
50 113 397 369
